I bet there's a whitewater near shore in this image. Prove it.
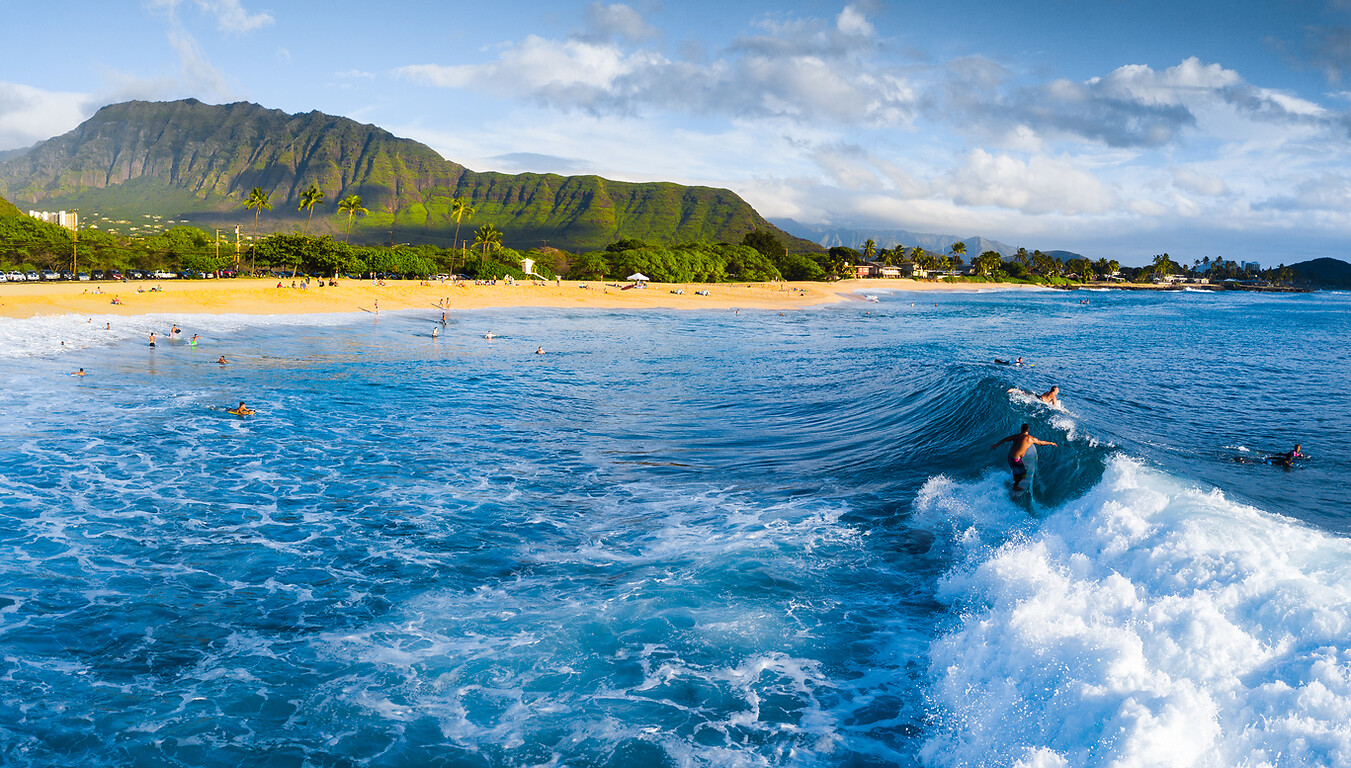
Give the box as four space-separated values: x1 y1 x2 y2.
0 277 1028 320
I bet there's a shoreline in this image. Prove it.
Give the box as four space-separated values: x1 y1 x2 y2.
0 277 1025 320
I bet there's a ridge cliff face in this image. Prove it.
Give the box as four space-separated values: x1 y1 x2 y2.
0 99 810 252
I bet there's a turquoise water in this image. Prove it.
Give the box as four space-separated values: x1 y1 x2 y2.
0 289 1348 766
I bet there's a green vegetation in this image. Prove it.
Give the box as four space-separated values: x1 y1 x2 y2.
0 99 818 254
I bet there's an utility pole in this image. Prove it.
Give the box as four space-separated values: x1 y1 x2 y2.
71 210 79 274
234 225 240 270
215 229 221 261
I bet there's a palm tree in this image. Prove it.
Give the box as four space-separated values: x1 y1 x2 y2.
863 239 876 261
298 184 325 235
451 197 474 249
949 241 966 266
337 194 369 243
472 223 503 254
243 187 272 270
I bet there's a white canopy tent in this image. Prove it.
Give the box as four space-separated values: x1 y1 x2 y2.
626 273 651 282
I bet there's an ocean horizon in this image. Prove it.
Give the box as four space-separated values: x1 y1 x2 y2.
1 288 1348 766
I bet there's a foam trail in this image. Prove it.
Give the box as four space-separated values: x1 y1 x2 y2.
919 457 1351 767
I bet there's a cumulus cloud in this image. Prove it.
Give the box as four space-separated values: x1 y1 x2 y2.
397 4 915 125
944 57 1330 149
948 149 1117 215
0 82 96 150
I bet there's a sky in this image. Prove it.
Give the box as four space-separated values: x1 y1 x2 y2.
4 0 1351 265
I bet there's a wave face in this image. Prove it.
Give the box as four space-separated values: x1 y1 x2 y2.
0 290 1348 766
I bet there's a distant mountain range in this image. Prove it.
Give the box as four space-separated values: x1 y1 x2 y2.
0 99 815 254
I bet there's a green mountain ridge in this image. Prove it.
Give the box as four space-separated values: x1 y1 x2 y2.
0 99 815 253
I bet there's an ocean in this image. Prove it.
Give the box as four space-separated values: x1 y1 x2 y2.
0 288 1348 767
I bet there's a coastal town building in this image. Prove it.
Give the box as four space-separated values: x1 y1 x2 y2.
28 210 79 231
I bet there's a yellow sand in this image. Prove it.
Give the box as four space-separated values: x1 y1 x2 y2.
0 277 1010 320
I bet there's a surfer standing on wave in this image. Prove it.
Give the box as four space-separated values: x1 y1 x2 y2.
992 424 1058 486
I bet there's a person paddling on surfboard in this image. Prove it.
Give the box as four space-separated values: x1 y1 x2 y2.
228 401 255 416
991 424 1057 489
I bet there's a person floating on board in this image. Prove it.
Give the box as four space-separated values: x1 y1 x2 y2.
217 355 228 365
1267 444 1306 468
1008 385 1059 406
991 424 1058 492
228 401 255 416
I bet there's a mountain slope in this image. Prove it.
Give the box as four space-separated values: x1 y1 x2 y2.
0 100 814 253
1289 257 1351 289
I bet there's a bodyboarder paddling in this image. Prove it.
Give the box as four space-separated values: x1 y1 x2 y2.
991 424 1058 493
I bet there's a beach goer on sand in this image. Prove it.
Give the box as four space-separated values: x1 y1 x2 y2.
217 355 228 365
992 424 1058 483
148 332 157 348
229 401 255 416
71 368 86 376
1008 385 1058 406
374 300 379 314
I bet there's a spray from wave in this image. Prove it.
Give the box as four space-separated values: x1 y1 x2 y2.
918 457 1351 766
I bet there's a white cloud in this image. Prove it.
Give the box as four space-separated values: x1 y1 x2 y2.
0 82 94 150
581 3 656 43
949 150 1117 216
396 5 914 125
144 0 273 33
836 5 875 37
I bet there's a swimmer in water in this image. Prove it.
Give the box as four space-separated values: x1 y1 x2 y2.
431 326 439 338
217 355 228 365
229 401 255 416
71 368 86 376
484 332 495 339
991 424 1058 484
148 332 157 348
190 334 199 347
1008 385 1058 406
1267 444 1306 468
535 346 545 354
171 324 181 336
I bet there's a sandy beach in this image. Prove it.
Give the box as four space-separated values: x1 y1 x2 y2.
0 277 1004 320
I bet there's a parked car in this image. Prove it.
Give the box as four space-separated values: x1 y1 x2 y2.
0 273 7 282
40 270 58 280
153 270 176 279
181 269 203 279
78 272 90 281
25 271 40 281
6 271 25 281
108 270 124 280
61 272 75 281
219 269 237 278
91 269 105 280
129 270 144 280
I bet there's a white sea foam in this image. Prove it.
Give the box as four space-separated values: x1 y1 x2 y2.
919 456 1351 766
0 310 372 359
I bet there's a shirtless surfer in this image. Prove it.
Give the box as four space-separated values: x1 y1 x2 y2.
1008 384 1059 406
991 424 1058 487
229 401 255 416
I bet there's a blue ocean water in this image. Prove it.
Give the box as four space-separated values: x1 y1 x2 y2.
0 288 1348 767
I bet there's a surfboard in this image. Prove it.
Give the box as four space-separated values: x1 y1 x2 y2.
1012 444 1037 496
